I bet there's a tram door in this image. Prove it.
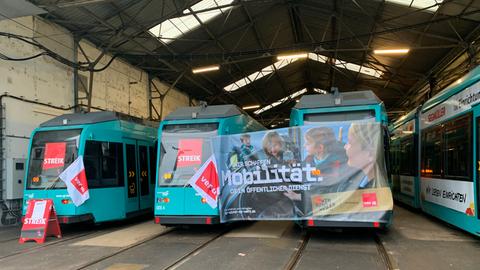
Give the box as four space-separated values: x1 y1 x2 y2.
138 141 153 210
125 139 140 213
474 105 480 219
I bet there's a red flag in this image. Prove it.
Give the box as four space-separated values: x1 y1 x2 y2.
59 156 89 206
188 155 219 208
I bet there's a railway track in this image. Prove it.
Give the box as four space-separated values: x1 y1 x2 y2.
75 225 232 270
162 229 230 270
374 232 397 270
283 231 311 270
282 229 397 270
0 229 101 260
75 227 176 269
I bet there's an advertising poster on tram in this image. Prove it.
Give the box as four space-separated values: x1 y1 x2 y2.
212 122 393 222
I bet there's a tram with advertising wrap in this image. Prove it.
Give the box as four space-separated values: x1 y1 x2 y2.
154 104 265 225
416 66 480 236
389 107 421 208
289 90 393 228
22 111 157 224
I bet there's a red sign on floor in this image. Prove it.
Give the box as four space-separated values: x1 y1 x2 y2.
19 199 62 244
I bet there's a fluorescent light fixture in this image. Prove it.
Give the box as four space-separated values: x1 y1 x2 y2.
373 48 410 55
254 88 307 115
277 52 308 60
192 65 220 73
148 0 234 44
313 88 327 94
242 105 260 110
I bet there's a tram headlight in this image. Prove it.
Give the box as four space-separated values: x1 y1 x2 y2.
61 199 71 204
32 176 41 185
201 198 207 204
163 197 170 203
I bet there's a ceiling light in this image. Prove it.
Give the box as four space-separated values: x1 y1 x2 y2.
192 65 220 74
373 48 410 55
277 52 308 60
242 105 260 110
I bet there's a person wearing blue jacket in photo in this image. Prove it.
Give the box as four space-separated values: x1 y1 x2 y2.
303 127 347 177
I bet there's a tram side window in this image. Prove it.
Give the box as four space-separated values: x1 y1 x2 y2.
84 141 125 188
389 141 400 174
444 114 471 180
421 113 472 181
421 126 443 177
399 136 415 176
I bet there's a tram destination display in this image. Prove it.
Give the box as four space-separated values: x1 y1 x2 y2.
212 122 393 223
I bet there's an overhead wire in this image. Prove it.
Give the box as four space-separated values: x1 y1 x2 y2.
0 31 113 71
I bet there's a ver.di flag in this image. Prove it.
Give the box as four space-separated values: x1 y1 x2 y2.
187 155 219 208
59 156 89 206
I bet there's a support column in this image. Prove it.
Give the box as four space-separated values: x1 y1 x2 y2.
73 37 80 112
147 73 153 120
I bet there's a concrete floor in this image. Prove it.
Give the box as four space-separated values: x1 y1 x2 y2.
0 205 478 270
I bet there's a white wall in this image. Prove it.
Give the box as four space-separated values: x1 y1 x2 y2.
0 15 191 207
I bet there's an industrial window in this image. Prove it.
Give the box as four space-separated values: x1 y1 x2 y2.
84 141 125 188
387 0 443 12
421 112 472 181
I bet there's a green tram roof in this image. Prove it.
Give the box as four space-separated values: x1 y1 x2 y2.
294 90 381 109
40 111 155 127
392 107 420 128
422 65 480 113
163 105 243 120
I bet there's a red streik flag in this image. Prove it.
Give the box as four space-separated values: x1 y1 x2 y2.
59 156 89 206
188 155 219 208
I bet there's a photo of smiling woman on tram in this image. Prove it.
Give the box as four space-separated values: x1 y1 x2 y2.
343 122 388 190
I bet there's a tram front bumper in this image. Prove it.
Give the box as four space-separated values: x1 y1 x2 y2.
154 215 220 225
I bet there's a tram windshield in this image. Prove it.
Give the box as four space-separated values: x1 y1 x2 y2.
26 129 82 189
304 110 375 124
158 123 219 186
